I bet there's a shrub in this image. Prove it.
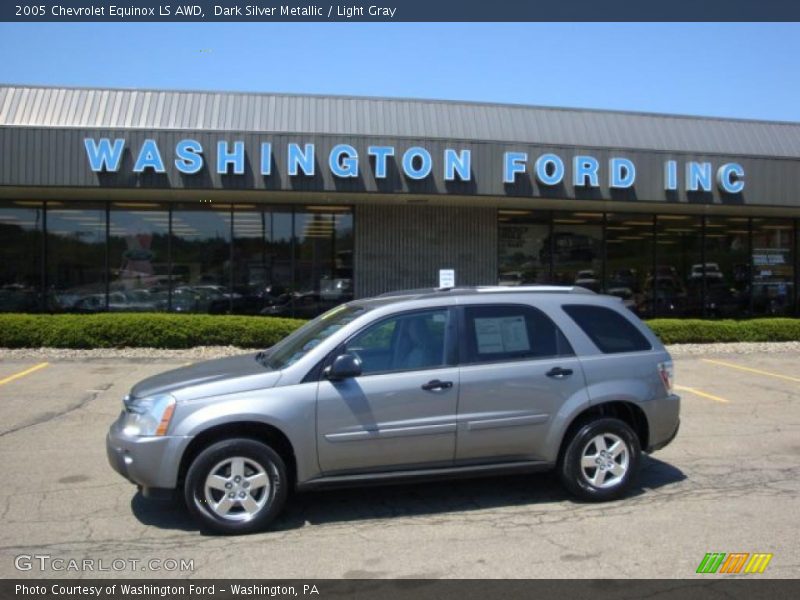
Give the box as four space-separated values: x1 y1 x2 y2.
1 314 800 349
0 313 306 349
645 318 800 344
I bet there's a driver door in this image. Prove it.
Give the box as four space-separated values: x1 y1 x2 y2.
316 308 459 475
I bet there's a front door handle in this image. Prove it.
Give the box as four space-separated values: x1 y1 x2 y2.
421 379 453 391
546 367 573 379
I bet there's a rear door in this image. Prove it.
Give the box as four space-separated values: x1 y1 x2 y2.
455 303 588 463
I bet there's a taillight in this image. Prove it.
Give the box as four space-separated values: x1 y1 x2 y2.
658 361 674 393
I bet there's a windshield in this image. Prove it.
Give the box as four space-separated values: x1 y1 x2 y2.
261 303 369 370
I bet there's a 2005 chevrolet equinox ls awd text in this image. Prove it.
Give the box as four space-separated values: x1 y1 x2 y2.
107 286 680 534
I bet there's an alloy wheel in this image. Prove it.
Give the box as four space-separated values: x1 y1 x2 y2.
203 456 271 521
580 433 629 489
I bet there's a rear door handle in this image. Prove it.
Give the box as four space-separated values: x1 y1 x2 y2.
546 367 573 379
421 379 453 391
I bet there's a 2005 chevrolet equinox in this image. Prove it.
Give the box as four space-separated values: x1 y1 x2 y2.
107 286 680 534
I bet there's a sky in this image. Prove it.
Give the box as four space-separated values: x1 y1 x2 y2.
1 22 799 121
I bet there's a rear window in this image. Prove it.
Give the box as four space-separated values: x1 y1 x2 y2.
562 304 652 354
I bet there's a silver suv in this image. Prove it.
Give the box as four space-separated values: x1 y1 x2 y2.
107 286 680 534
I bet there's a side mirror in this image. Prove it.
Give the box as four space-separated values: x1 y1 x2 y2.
325 353 362 381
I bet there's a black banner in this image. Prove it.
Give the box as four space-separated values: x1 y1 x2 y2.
3 580 800 600
2 0 800 22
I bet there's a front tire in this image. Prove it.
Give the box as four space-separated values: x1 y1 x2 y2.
184 438 288 534
558 418 641 502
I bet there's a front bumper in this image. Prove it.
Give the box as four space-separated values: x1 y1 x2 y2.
106 415 191 491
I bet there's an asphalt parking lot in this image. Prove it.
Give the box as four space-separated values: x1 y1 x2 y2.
0 351 798 579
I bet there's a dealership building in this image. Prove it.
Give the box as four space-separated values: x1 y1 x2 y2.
1 84 799 318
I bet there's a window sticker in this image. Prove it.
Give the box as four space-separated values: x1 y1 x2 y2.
474 316 530 354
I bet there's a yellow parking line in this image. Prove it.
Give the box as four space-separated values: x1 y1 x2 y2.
702 358 800 384
675 384 729 404
0 362 49 386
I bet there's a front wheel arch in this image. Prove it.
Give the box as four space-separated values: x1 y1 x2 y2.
177 421 296 490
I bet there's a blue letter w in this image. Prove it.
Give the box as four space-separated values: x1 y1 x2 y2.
84 138 125 172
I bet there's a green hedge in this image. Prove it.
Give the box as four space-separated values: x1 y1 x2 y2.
0 313 306 349
1 314 800 348
646 318 800 344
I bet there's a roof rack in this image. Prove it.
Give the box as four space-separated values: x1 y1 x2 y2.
476 285 595 295
377 287 444 298
376 285 595 299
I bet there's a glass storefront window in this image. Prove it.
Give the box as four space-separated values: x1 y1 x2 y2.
3 200 355 316
551 211 603 292
291 207 354 318
497 210 551 285
232 206 293 315
655 215 702 317
228 205 353 318
108 203 170 312
751 218 795 316
3 199 798 318
46 203 107 312
605 213 654 317
0 201 43 311
170 204 232 313
703 217 750 318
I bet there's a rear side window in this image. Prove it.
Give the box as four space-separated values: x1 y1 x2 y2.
562 304 652 354
463 304 573 364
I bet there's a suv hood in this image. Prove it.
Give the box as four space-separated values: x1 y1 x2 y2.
129 353 282 401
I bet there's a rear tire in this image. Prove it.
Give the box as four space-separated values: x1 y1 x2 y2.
558 418 641 502
184 438 288 534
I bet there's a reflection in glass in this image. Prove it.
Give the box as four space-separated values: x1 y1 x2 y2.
654 215 702 317
288 207 354 318
109 203 170 311
46 204 106 312
704 217 750 318
604 213 653 316
551 212 603 292
229 205 354 318
2 201 795 319
497 210 551 285
232 207 293 315
170 205 232 313
751 219 794 316
0 202 43 311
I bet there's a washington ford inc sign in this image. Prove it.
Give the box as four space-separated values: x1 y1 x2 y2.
84 137 746 193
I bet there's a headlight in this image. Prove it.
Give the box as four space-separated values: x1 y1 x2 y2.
122 394 176 437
